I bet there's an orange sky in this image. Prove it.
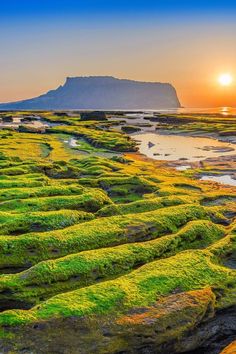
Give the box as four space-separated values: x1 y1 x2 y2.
0 17 236 107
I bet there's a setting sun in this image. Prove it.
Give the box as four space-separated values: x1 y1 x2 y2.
218 73 233 86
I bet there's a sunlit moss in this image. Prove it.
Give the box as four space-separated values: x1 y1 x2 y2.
0 111 235 347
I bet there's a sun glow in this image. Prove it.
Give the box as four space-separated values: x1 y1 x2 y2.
218 73 233 86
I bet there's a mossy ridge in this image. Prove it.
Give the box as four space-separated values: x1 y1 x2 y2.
0 130 75 161
0 204 207 269
71 155 124 175
0 132 47 160
79 174 160 203
0 172 50 189
0 184 84 202
0 220 224 305
200 193 236 206
47 124 137 152
207 222 236 260
0 189 111 213
0 289 218 353
79 174 158 189
97 195 197 216
0 210 94 235
0 172 48 180
0 166 35 176
0 248 235 328
0 162 52 177
0 111 235 346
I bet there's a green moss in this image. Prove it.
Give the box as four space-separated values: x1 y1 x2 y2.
47 124 137 152
97 195 196 216
0 248 234 327
0 184 84 202
0 204 207 269
0 178 48 189
79 175 158 202
0 209 94 235
0 113 235 343
0 220 224 305
0 189 111 213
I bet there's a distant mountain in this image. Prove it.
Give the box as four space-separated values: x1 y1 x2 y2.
0 76 181 110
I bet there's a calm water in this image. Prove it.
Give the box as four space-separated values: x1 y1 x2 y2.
178 107 236 115
139 107 236 115
109 107 236 132
200 175 236 187
132 133 236 162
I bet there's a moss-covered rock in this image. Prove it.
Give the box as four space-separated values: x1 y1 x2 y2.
0 189 111 213
0 204 208 269
0 288 217 354
0 111 236 353
0 209 94 235
0 220 224 306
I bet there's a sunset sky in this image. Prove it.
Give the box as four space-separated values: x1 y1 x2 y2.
1 0 236 107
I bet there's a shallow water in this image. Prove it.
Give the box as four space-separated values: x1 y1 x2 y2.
125 106 236 115
109 113 156 132
104 106 236 115
175 165 192 171
157 106 236 115
132 132 236 162
68 137 79 147
200 175 236 187
64 136 121 158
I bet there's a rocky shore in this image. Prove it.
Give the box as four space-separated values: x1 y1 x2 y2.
0 111 235 353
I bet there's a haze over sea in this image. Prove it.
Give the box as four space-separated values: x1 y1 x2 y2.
146 107 236 115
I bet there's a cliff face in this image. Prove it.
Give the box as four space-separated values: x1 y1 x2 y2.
0 76 181 110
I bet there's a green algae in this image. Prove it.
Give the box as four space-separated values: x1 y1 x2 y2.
47 124 137 152
0 248 235 328
0 210 94 235
0 220 224 305
0 204 208 269
0 112 235 347
0 184 84 202
0 189 111 213
97 195 197 216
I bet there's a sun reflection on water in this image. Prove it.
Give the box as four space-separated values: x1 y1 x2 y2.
220 107 232 115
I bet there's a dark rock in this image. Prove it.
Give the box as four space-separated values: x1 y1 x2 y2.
18 125 46 133
1 115 13 122
80 111 107 121
121 126 141 133
148 141 155 148
54 112 69 117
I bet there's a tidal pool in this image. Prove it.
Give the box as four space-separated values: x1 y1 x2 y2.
200 175 236 187
175 165 192 171
68 137 79 147
132 133 236 162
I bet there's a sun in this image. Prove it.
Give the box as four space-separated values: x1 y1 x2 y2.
218 73 233 86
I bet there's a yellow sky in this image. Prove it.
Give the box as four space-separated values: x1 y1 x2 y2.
0 19 236 107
